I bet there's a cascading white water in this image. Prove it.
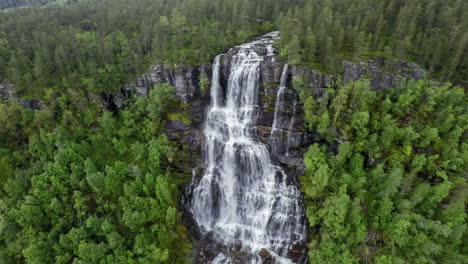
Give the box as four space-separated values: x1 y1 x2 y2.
190 32 306 264
272 64 289 131
270 63 299 158
210 55 222 108
270 64 292 157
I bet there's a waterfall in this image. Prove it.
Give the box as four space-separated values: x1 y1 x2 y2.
190 32 306 264
210 55 222 108
271 64 289 131
270 64 289 157
270 64 299 157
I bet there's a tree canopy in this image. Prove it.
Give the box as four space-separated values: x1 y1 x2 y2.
0 0 466 263
0 84 195 263
299 78 467 263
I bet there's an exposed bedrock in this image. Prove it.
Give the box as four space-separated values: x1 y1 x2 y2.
0 77 45 109
115 43 425 173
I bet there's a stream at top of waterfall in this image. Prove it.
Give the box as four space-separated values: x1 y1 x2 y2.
189 32 307 264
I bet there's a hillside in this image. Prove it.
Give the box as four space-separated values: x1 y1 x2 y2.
0 1 466 263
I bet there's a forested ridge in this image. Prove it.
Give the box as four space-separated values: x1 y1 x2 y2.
277 0 468 86
1 0 465 98
0 0 467 263
0 0 290 96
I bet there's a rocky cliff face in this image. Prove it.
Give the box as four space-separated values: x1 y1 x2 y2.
119 64 212 172
1 39 426 169
108 64 212 108
105 43 426 192
341 60 425 89
122 52 425 149
0 77 45 109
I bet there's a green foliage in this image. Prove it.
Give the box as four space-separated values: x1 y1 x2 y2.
0 0 283 96
277 0 468 85
199 71 210 96
0 85 192 263
1 1 467 264
301 78 467 263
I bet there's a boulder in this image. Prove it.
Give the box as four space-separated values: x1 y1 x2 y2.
258 248 273 264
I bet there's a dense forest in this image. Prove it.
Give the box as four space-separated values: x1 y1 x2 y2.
297 79 467 263
1 0 465 98
0 84 195 263
277 0 468 86
0 0 467 263
0 0 293 96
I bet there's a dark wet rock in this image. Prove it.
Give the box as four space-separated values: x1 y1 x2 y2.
194 233 224 263
257 111 275 127
164 119 203 172
193 166 204 179
165 120 189 135
291 66 335 101
19 98 45 109
187 99 209 126
342 60 425 90
218 54 232 98
192 233 249 264
258 248 274 264
255 125 273 144
278 155 303 167
122 64 211 105
287 241 309 264
253 46 268 56
0 79 45 110
280 163 305 187
193 234 278 264
183 127 203 152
